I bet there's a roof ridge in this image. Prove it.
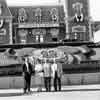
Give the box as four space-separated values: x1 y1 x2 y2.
9 5 63 8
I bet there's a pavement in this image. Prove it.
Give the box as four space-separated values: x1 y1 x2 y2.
0 85 100 100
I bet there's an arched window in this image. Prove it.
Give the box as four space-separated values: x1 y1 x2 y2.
18 8 27 23
35 8 42 23
72 2 83 22
50 8 58 22
35 8 42 17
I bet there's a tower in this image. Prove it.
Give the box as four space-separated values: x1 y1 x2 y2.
64 0 93 42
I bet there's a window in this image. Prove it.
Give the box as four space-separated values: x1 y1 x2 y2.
73 2 83 22
40 35 44 43
21 39 26 44
18 29 27 43
35 8 42 23
74 33 78 40
18 8 27 23
50 28 59 38
35 8 42 17
50 8 58 22
35 35 44 43
36 35 39 42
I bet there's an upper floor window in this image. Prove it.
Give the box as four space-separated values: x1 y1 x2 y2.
50 8 58 22
35 8 42 23
72 2 83 22
18 8 27 23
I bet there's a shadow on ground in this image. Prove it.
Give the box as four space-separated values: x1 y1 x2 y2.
0 92 24 97
0 89 100 97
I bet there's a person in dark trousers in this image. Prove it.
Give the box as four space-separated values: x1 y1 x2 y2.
51 60 63 91
22 57 33 94
43 59 51 92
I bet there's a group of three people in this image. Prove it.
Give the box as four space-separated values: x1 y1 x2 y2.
22 57 63 94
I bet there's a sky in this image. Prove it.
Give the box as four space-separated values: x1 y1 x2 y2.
6 0 100 42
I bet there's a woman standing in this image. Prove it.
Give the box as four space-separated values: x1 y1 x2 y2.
35 59 43 92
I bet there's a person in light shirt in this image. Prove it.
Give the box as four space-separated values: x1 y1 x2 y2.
43 59 51 92
51 59 63 91
35 59 43 92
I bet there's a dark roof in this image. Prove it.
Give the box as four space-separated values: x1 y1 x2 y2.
0 0 12 17
9 5 65 23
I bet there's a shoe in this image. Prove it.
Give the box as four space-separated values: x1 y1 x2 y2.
37 88 42 92
28 90 32 93
59 89 61 91
24 90 27 94
54 89 57 92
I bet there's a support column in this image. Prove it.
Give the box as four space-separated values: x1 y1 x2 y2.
63 0 69 39
6 19 13 44
9 20 13 44
89 19 94 42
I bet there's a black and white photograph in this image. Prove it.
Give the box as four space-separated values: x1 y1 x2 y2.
0 0 100 99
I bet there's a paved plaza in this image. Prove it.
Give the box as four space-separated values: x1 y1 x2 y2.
0 85 100 100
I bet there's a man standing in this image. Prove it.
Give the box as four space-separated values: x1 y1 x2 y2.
51 60 63 91
22 57 33 94
43 59 51 92
56 61 63 91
